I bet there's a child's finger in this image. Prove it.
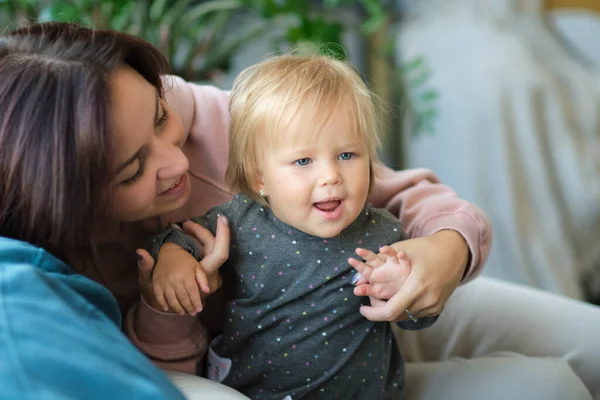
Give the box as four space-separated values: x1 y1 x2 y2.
182 220 214 255
152 282 169 312
164 286 185 315
184 279 203 313
354 281 395 300
200 215 230 276
195 266 211 293
379 246 397 257
174 282 197 315
353 283 375 297
355 248 381 265
348 258 373 282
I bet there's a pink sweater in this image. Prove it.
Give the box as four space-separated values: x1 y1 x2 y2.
72 77 491 374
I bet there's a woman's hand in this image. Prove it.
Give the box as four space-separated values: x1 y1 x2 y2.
136 216 230 314
356 229 469 322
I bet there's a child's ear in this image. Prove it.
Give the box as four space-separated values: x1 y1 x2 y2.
252 173 266 196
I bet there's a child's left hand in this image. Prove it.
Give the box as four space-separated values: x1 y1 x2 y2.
348 246 411 302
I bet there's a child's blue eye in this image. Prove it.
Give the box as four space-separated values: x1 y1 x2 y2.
339 152 353 160
295 158 311 166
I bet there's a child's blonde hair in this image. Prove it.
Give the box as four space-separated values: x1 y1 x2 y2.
226 50 384 204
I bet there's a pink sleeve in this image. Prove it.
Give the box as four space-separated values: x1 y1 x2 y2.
368 164 492 281
123 297 209 375
163 75 230 152
163 76 233 207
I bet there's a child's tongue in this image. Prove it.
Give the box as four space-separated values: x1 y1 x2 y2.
315 200 340 211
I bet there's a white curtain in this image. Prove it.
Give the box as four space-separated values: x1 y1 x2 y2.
396 0 600 300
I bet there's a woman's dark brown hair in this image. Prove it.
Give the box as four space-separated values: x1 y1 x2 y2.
0 22 171 250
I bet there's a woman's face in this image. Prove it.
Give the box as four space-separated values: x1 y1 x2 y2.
109 65 191 222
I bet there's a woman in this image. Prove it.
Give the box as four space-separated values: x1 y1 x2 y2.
0 22 597 399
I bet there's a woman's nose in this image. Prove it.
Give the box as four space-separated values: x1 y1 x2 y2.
156 113 188 180
156 141 189 180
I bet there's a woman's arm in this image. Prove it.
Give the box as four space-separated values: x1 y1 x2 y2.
124 297 209 374
123 243 210 375
369 163 492 281
357 163 493 322
124 218 230 375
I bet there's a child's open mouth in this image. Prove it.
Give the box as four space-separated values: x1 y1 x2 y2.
313 200 343 220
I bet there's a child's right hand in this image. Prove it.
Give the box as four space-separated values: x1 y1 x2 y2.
151 242 208 315
136 216 230 316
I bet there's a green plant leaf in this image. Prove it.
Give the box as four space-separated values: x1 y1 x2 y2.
179 0 242 29
161 0 192 28
249 0 280 19
149 0 169 23
359 0 385 33
201 18 272 73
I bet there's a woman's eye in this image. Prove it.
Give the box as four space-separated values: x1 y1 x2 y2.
157 103 169 127
120 163 144 187
339 152 354 160
294 158 311 167
118 152 147 187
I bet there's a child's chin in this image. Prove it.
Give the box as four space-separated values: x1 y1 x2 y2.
315 227 344 239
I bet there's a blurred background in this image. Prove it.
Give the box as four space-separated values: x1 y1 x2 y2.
2 0 600 304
